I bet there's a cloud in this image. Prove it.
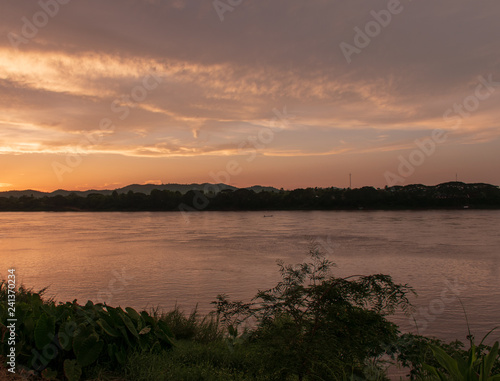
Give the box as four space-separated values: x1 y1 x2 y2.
145 179 163 185
1 0 500 189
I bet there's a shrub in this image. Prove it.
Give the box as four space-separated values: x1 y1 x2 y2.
422 330 500 381
0 281 174 380
213 244 415 380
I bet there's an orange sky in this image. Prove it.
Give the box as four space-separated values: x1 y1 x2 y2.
1 1 500 192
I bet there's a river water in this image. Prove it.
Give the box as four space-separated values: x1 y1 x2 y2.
1 210 499 345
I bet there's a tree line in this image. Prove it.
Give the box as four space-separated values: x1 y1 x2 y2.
0 182 499 212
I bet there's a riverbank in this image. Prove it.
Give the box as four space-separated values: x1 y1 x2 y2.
2 249 499 380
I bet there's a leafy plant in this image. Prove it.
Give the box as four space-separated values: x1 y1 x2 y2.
213 244 415 380
423 329 500 381
0 281 174 380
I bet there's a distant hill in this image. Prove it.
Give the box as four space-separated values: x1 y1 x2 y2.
0 183 279 198
1 181 499 212
0 189 48 198
246 185 283 193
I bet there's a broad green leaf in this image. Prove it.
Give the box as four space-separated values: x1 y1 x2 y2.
126 307 141 321
481 341 499 379
34 313 56 350
73 324 104 367
107 306 125 328
64 359 82 381
141 311 155 325
74 337 104 367
120 311 139 339
118 326 133 347
97 318 119 337
107 342 127 364
422 364 447 381
58 322 74 351
430 345 462 379
97 307 116 328
155 321 174 347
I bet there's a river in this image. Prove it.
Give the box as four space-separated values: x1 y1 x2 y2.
1 210 499 345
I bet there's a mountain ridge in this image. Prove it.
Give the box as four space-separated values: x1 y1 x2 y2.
1 181 499 211
0 183 281 198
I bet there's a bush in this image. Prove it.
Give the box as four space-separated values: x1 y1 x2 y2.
422 330 500 381
0 281 174 380
213 244 415 380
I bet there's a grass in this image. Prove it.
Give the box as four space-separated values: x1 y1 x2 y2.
160 305 222 343
124 306 278 381
2 292 500 380
124 341 272 381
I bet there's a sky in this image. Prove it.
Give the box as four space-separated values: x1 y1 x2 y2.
0 0 499 192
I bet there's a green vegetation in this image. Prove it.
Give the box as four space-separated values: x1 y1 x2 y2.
2 248 499 380
422 328 500 381
0 182 499 211
0 283 174 380
424 341 500 380
212 247 414 380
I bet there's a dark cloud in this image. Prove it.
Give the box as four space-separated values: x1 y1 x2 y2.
1 0 500 161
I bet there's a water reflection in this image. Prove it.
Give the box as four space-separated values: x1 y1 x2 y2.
1 210 499 344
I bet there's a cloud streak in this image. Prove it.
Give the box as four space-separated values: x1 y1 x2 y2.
1 0 500 189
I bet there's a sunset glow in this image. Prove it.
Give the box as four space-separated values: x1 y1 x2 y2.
1 1 500 191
